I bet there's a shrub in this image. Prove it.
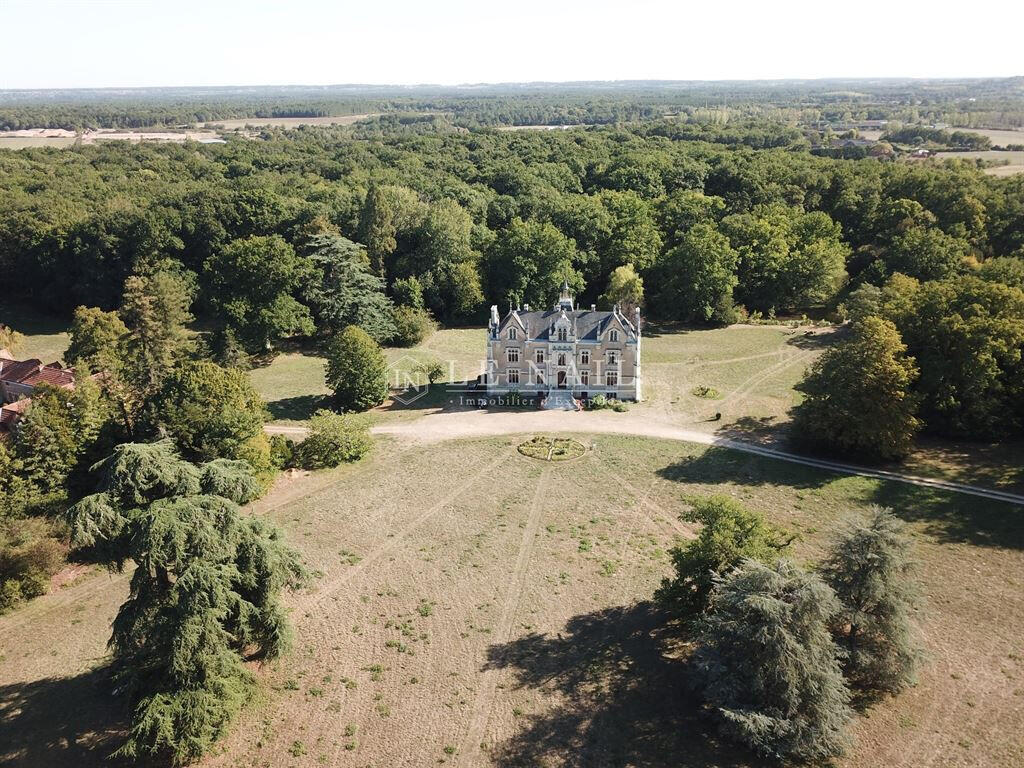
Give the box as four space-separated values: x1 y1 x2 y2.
296 410 372 469
414 358 446 385
821 507 920 697
269 434 296 469
656 495 788 616
0 517 64 615
694 559 852 761
390 306 436 347
325 325 389 412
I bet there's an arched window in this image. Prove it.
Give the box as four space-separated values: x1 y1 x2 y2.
508 328 518 340
557 327 568 341
608 329 619 342
557 353 566 366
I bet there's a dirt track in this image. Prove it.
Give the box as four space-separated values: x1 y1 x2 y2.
268 408 1024 507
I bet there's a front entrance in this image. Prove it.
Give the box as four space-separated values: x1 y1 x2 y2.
557 371 567 389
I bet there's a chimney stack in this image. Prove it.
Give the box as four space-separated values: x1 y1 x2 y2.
590 304 596 311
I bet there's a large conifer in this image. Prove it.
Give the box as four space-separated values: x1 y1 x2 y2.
821 507 920 697
694 559 852 761
66 441 304 765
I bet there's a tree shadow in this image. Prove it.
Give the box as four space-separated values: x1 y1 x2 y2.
657 447 1024 549
0 665 131 768
657 446 833 491
265 394 329 421
714 415 780 444
783 325 847 350
867 481 1024 549
484 602 754 768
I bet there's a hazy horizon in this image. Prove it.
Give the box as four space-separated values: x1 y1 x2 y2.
2 0 1022 91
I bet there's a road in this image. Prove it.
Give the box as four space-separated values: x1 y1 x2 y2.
266 408 1024 506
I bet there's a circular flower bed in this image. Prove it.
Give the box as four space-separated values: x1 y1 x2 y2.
517 435 587 462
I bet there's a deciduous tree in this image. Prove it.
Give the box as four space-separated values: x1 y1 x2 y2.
325 325 389 412
793 316 921 461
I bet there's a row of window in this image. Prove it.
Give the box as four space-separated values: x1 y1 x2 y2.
507 348 619 365
507 328 619 342
506 370 618 386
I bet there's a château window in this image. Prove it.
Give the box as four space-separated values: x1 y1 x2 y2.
508 368 520 384
557 352 566 366
608 329 619 342
536 372 544 385
580 350 590 365
557 327 568 341
606 371 618 386
536 349 544 364
507 348 519 363
608 351 618 365
508 328 518 340
580 370 589 385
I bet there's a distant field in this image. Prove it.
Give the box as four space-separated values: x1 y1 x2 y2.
2 433 1021 767
934 149 1024 176
0 136 78 149
205 114 379 129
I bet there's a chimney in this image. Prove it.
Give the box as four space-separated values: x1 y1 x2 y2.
524 303 530 312
590 304 596 312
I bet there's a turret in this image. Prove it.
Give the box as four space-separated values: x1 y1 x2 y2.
557 279 574 311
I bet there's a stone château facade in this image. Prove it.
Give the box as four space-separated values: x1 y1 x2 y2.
485 282 641 401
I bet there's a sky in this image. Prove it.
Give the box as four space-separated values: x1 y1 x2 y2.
1 0 1022 90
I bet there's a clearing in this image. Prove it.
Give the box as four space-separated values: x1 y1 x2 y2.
1 434 1022 767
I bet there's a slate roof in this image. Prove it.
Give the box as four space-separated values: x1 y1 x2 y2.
499 309 635 342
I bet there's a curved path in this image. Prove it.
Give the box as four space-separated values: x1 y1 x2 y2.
268 409 1024 506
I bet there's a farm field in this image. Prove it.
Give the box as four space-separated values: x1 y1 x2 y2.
1 434 1021 767
934 150 1024 176
204 114 380 129
0 128 224 148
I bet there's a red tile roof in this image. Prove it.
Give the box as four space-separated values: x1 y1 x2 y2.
0 398 31 431
22 367 75 388
0 358 43 383
0 358 75 388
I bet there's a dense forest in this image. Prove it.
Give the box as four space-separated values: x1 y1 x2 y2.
2 103 1024 443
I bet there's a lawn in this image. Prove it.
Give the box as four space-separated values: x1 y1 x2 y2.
1 434 1021 767
0 302 71 363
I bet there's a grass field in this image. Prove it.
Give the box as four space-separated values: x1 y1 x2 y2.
1 433 1021 767
0 302 71 362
